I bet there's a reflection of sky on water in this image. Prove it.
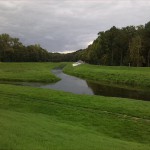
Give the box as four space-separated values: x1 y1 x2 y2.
40 70 150 101
41 70 93 95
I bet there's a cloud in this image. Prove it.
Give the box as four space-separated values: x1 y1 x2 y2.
0 0 150 52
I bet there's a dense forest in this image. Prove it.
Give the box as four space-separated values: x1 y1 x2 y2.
79 21 150 67
0 21 150 66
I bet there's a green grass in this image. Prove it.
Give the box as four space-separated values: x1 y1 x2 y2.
0 62 150 149
0 84 150 150
1 110 149 150
63 64 150 89
0 62 63 83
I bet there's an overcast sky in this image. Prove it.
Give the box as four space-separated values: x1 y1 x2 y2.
0 0 150 53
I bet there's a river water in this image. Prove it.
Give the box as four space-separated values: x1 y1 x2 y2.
41 70 93 95
40 69 150 101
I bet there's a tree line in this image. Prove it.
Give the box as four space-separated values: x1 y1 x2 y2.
0 21 150 66
79 21 150 67
0 34 50 62
0 33 80 62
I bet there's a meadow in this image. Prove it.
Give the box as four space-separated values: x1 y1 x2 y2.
0 62 150 150
64 64 150 89
0 62 63 83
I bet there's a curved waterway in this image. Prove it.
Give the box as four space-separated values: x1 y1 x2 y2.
40 69 93 95
40 69 150 101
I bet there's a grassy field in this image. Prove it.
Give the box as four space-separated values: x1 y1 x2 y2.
0 84 150 150
0 62 150 149
0 62 64 83
64 64 150 89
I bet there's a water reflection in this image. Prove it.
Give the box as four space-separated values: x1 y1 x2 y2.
86 81 150 101
41 69 93 95
1 69 149 101
40 69 150 101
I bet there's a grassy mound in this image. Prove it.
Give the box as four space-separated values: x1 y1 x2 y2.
64 64 150 89
0 62 62 83
0 84 150 150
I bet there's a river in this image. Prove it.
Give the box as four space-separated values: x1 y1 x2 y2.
40 69 150 101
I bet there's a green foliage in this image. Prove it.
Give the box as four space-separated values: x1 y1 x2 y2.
0 33 83 62
129 36 144 66
143 21 150 66
79 21 150 67
0 84 150 149
0 34 49 62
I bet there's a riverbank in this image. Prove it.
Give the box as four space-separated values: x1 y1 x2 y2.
63 64 150 90
0 62 62 83
0 84 150 150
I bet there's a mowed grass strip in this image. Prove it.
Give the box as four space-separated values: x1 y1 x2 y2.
63 64 150 89
0 109 150 150
0 84 150 150
0 62 63 83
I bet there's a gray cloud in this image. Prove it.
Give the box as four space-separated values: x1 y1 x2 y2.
0 0 150 52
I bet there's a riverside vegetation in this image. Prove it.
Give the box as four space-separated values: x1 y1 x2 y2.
64 63 150 90
0 62 150 150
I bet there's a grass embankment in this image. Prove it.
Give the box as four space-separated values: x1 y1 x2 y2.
0 84 150 150
63 64 150 89
0 62 64 83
